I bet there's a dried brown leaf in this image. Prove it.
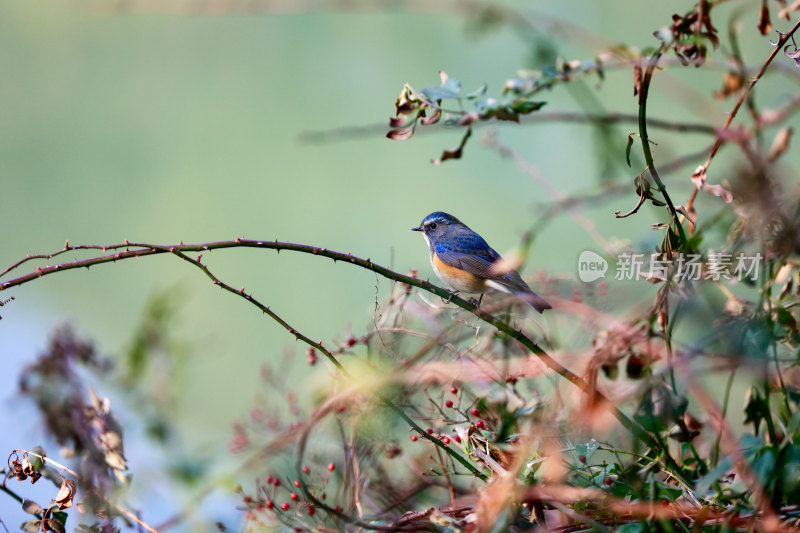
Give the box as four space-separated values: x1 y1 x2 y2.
768 127 793 161
54 478 76 510
778 0 800 20
420 108 441 126
458 112 478 126
759 0 773 35
21 456 35 476
704 183 734 203
21 499 43 515
45 518 66 533
11 457 26 481
714 71 743 100
633 63 643 103
104 450 128 471
386 127 413 141
431 128 472 166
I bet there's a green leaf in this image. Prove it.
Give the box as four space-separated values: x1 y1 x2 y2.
463 83 488 99
744 386 769 433
695 457 732 496
786 407 800 439
752 448 777 487
573 439 600 463
654 480 683 501
616 521 647 533
442 76 462 95
512 100 546 114
420 86 460 101
625 133 635 167
475 98 497 114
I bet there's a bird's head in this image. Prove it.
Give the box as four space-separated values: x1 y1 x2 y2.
411 212 464 245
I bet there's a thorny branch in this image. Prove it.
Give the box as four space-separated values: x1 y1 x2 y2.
0 239 688 481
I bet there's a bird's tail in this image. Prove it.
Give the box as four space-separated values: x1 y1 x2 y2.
486 279 551 313
512 289 552 313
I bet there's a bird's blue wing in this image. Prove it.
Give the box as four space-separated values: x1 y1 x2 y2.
435 235 551 312
434 234 499 279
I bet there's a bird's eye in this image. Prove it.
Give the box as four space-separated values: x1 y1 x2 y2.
428 223 437 230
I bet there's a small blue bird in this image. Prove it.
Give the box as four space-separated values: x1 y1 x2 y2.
412 212 551 313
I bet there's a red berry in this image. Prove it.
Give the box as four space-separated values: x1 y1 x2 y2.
307 505 315 516
301 466 310 475
327 462 336 472
445 400 454 408
604 477 613 486
578 455 587 463
337 405 345 413
346 336 356 347
290 492 298 501
266 500 274 510
454 435 461 443
273 479 281 487
410 435 418 441
333 505 343 513
471 408 480 416
294 480 301 488
280 502 290 511
426 428 434 434
265 475 273 484
450 387 458 394
442 437 450 445
244 495 252 503
476 420 485 429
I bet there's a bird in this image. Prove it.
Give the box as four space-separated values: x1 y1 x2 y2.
412 212 551 313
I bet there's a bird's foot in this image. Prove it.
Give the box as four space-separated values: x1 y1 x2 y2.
468 293 484 310
441 290 460 304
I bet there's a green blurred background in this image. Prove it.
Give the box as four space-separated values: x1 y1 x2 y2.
1 0 795 529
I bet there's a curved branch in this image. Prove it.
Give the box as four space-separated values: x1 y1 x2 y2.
0 239 686 482
637 48 688 246
700 17 800 175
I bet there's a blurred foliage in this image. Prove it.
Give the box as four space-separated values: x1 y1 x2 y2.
4 0 800 532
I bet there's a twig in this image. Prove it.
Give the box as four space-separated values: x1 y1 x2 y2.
637 48 688 245
482 129 618 254
0 239 687 481
701 18 800 175
160 246 490 480
9 450 160 533
299 110 718 145
672 358 781 531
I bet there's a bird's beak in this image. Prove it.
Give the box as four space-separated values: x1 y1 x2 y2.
411 226 423 232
